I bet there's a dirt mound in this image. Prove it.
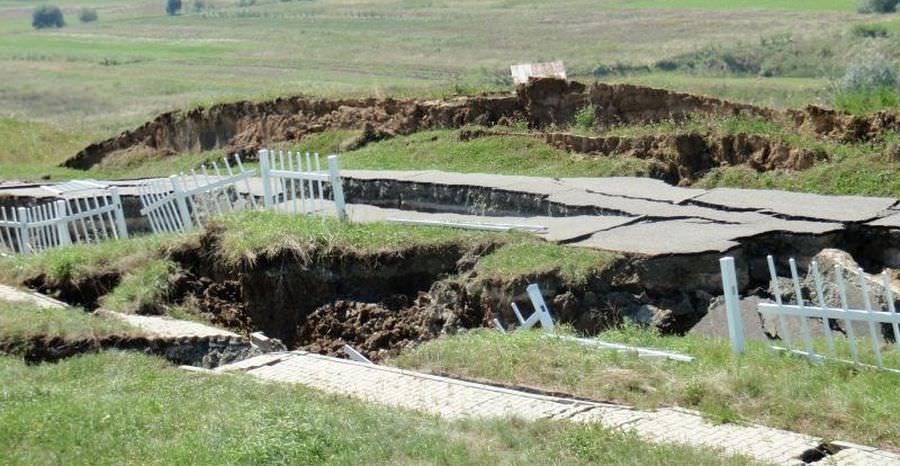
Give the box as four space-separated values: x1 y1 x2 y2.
542 131 823 184
64 77 892 171
295 295 485 361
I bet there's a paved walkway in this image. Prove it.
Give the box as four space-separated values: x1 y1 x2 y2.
95 309 240 339
2 172 897 255
217 350 900 466
0 283 67 309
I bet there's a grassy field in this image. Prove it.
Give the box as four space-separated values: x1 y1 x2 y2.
0 0 869 136
0 352 757 466
393 327 900 450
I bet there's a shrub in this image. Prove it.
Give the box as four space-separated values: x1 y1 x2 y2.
192 0 206 12
78 7 98 23
574 104 596 130
857 0 899 13
839 51 898 92
852 24 889 38
32 5 65 29
166 0 182 15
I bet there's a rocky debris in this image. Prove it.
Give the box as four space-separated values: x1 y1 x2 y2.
63 77 897 170
768 249 899 341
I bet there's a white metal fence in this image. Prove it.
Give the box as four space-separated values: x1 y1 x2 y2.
258 149 346 220
138 155 257 234
138 151 346 235
0 188 128 255
720 255 900 372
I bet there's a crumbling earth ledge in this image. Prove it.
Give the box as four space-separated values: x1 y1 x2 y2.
62 78 899 171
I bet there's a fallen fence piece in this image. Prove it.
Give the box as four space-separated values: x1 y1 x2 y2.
719 254 900 373
343 344 375 365
505 283 693 362
547 335 695 362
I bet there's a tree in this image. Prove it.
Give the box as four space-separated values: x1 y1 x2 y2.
78 7 98 23
166 0 182 16
857 0 899 13
32 5 65 29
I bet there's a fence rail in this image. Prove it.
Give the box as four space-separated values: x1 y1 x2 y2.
0 188 127 255
138 151 347 236
720 255 900 372
258 149 346 220
139 155 257 235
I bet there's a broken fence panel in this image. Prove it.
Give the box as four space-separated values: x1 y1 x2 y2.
342 344 375 365
720 255 900 373
500 283 693 362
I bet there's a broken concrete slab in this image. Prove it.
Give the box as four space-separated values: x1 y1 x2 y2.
571 219 743 255
691 188 897 223
559 177 706 204
868 212 900 228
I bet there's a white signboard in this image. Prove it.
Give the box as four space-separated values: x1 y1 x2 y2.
510 61 567 85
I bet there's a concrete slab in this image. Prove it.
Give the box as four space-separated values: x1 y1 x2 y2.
692 188 897 223
868 212 900 228
572 219 744 255
559 177 706 204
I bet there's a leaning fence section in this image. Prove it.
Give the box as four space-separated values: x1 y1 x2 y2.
720 256 900 373
0 188 128 255
138 155 257 235
138 151 346 235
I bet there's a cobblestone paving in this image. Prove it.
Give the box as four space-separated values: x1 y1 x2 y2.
218 351 900 466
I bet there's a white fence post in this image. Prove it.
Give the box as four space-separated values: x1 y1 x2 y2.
17 207 30 255
719 256 745 354
110 187 129 239
54 200 71 246
170 175 192 232
259 149 273 209
328 155 346 221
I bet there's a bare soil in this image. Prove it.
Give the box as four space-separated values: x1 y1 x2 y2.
63 78 899 175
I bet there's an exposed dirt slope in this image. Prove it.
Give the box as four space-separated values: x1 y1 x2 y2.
459 128 825 184
64 78 896 171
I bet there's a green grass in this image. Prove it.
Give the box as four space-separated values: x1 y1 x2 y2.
697 148 900 198
100 258 180 314
333 130 662 178
212 210 497 265
0 234 180 286
0 300 138 342
476 241 615 285
610 0 856 10
393 326 900 449
0 351 754 465
834 87 900 114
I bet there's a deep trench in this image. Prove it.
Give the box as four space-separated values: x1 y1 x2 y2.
7 180 899 363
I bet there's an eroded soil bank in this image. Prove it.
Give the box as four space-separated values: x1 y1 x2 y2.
63 78 899 178
15 223 899 362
